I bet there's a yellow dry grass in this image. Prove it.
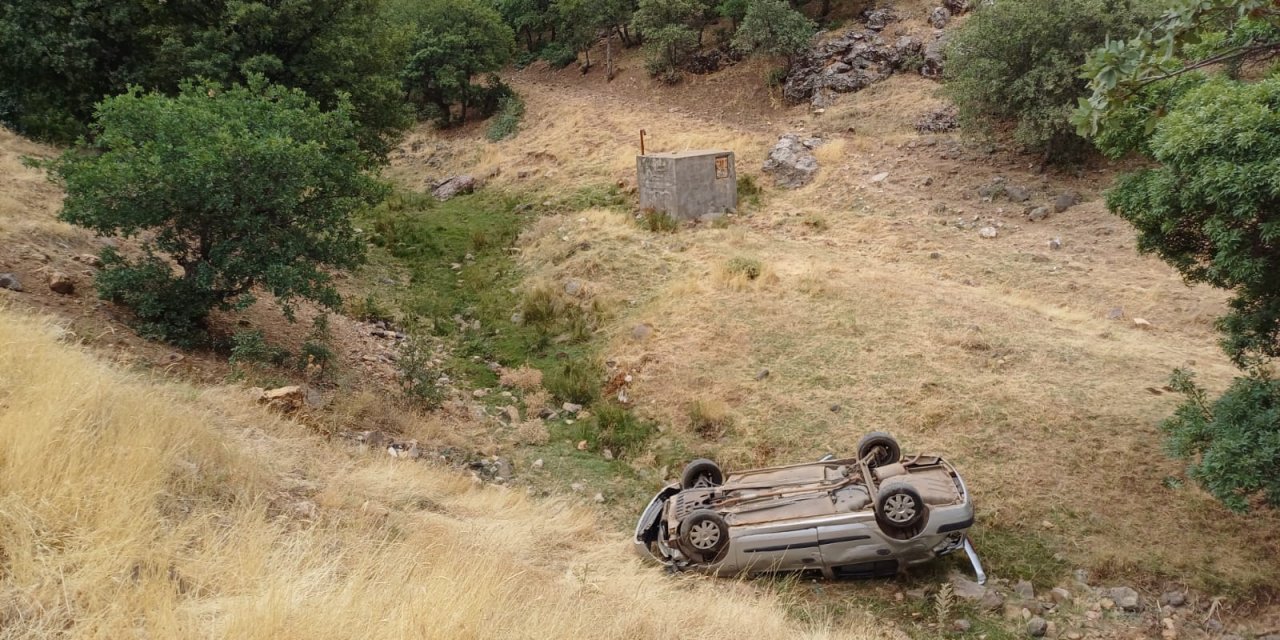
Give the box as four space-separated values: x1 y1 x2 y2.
0 307 887 639
0 127 76 243
397 76 1280 595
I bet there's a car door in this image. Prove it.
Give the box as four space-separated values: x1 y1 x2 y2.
816 518 882 568
733 526 822 574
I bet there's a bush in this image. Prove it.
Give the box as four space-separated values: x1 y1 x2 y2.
396 336 445 408
230 329 290 367
639 209 680 233
545 357 602 405
540 42 580 69
943 0 1152 163
350 294 395 323
54 79 385 346
1164 370 1280 511
592 402 657 456
725 256 763 280
470 77 516 119
486 94 525 142
731 0 816 63
687 399 734 439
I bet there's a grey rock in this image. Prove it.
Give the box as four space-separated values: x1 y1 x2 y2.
978 226 998 239
980 589 1006 612
562 402 583 414
1204 619 1224 633
953 619 972 633
631 323 654 341
48 272 75 295
1027 616 1048 637
755 368 771 381
1014 580 1036 600
763 134 820 189
563 279 583 296
1027 206 1050 222
916 106 958 133
532 458 544 469
1108 307 1125 320
929 251 943 259
0 273 22 292
1049 587 1072 605
433 175 477 201
1048 238 1063 250
870 171 890 183
863 8 897 30
1159 591 1186 607
944 0 971 14
1004 185 1031 203
829 404 841 412
493 457 514 480
783 30 900 105
74 254 103 268
929 6 952 28
950 573 987 601
593 492 606 503
922 32 951 79
1108 586 1141 612
1054 191 1080 213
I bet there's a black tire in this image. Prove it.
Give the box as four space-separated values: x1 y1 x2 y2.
857 431 901 468
679 509 729 561
680 458 724 489
875 483 926 532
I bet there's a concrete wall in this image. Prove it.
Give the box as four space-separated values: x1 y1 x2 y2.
637 151 737 220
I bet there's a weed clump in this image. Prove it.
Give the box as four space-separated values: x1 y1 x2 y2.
687 399 734 440
639 209 680 233
486 94 525 142
545 357 602 405
591 402 657 457
396 336 445 408
725 256 763 280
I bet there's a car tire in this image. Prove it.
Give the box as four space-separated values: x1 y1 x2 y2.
679 509 729 561
857 431 901 468
680 458 724 489
875 483 926 535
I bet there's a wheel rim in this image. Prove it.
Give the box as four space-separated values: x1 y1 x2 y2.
872 445 891 465
883 494 917 524
688 520 722 550
692 472 716 488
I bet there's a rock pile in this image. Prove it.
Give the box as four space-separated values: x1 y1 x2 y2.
916 105 959 133
762 134 822 188
783 30 919 107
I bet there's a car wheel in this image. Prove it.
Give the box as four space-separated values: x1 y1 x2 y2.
679 509 729 561
875 483 926 532
680 458 724 489
857 431 901 468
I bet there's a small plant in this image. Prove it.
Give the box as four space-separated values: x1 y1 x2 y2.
639 209 680 233
521 285 565 326
544 357 601 405
229 329 290 367
933 582 954 627
802 214 828 231
765 67 789 88
725 256 763 280
687 399 734 440
486 94 524 142
350 294 394 323
396 336 445 408
539 42 579 69
300 314 336 379
592 402 657 457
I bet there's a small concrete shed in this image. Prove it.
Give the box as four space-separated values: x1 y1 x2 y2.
637 150 737 220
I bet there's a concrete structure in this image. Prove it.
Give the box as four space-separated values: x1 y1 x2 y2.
637 150 737 220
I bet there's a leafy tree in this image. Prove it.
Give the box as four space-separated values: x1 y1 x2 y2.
717 0 751 29
1079 0 1280 510
492 0 555 51
942 0 1152 163
732 0 816 64
396 0 515 124
0 0 411 157
632 0 706 76
53 79 387 346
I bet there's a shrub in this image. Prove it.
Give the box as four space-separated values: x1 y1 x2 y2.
687 399 734 439
396 336 445 408
470 77 516 119
540 42 580 69
55 79 385 346
639 209 681 233
230 330 290 367
592 402 657 456
350 294 395 323
943 0 1151 163
486 94 525 142
544 357 602 405
725 256 763 280
397 0 515 126
731 0 816 64
633 0 703 77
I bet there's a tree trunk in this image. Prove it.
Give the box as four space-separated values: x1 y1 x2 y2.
821 0 832 16
606 30 615 81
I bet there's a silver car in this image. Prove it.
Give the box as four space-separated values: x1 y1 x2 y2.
634 432 986 582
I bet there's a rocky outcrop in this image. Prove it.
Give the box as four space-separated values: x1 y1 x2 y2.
762 134 821 189
922 31 951 79
432 175 476 201
784 30 920 107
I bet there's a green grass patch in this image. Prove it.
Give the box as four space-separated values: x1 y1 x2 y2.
486 94 524 142
969 526 1069 590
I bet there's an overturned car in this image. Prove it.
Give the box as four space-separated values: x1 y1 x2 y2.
634 432 985 582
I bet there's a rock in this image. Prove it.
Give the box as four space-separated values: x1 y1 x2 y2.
953 619 972 633
492 457 514 481
863 7 897 30
563 402 583 414
602 448 614 461
930 251 942 259
289 500 318 519
1108 307 1125 320
0 273 21 292
575 440 589 451
929 6 952 28
261 386 305 411
472 389 489 398
755 368 770 380
1027 616 1048 637
979 226 999 239
73 254 103 268
763 134 820 188
980 590 1006 612
631 323 654 341
870 171 890 183
48 272 75 295
1160 591 1186 607
1054 191 1080 213
570 482 585 492
432 175 477 201
564 279 583 296
829 404 841 412
1050 587 1072 605
532 458 544 469
1048 237 1062 250
916 106 959 133
1014 580 1036 601
1004 185 1032 202
502 405 521 423
950 574 987 601
922 31 951 79
593 492 606 503
1108 586 1141 612
944 0 971 14
1133 318 1153 329
361 431 389 448
783 30 903 106
1203 619 1223 633
1027 206 1050 222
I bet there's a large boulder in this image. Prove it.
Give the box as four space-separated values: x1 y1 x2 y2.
929 6 952 28
432 175 477 201
763 134 820 189
0 273 22 292
922 32 951 79
783 30 902 106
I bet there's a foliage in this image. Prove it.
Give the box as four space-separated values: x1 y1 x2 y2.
396 336 446 407
230 330 290 367
731 0 816 63
632 0 707 76
1164 370 1280 511
687 398 734 439
487 94 526 141
639 209 681 232
725 256 763 280
54 79 386 346
943 0 1151 162
591 402 657 456
0 0 410 157
395 0 515 125
545 357 603 404
717 0 751 28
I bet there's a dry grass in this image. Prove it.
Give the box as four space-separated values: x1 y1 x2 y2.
0 127 67 242
0 307 887 639
499 364 544 391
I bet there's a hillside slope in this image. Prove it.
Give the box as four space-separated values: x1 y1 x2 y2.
0 308 887 639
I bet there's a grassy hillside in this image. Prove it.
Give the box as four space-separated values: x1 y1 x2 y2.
0 308 887 639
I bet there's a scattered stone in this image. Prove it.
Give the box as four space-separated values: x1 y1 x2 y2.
755 368 771 380
1004 185 1032 203
953 619 972 633
593 492 606 503
502 405 521 423
1050 587 1072 605
829 404 841 412
980 590 1006 612
783 30 904 106
1048 237 1062 250
1027 616 1048 637
929 251 942 259
532 458 544 469
862 7 897 30
564 279 583 296
950 574 987 601
575 440 589 451
763 133 820 188
1133 318 1153 329
979 226 999 239
1160 591 1186 607
1108 307 1125 320
48 272 75 295
570 482 585 492
0 273 21 292
1203 619 1224 633
73 254 103 268
916 106 959 133
631 323 654 341
1027 206 1050 222
432 175 477 201
1054 191 1080 213
944 0 971 14
563 402 583 414
870 171 890 184
472 388 489 398
1108 586 1141 612
361 430 389 448
600 448 615 461
492 458 514 481
922 32 951 79
1014 580 1036 601
261 385 305 411
929 6 952 28
289 500 318 519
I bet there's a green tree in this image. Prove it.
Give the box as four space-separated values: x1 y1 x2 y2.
396 0 515 124
732 0 816 64
1078 0 1280 510
0 0 411 157
942 0 1152 163
717 0 751 29
632 0 705 77
53 79 387 346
